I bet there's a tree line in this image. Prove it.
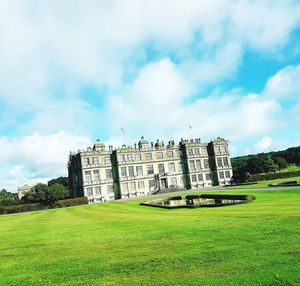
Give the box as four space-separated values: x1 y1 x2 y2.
0 177 69 206
232 146 300 176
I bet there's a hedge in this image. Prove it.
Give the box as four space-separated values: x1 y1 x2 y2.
55 197 88 207
250 170 300 182
0 203 47 215
0 197 88 215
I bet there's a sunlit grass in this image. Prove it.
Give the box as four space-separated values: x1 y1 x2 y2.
230 176 300 189
1 188 299 285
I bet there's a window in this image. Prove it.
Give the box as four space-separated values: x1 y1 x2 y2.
225 171 231 178
215 146 221 153
217 158 223 167
168 162 176 173
194 148 200 156
156 152 163 159
135 153 141 161
147 164 154 175
205 173 211 180
104 156 110 165
120 167 127 177
92 157 98 165
221 146 227 153
219 172 224 179
138 181 145 189
191 174 197 182
198 174 203 181
167 151 174 158
145 153 152 160
83 158 90 166
118 154 125 162
95 186 101 196
106 169 112 179
189 160 195 171
129 182 136 191
85 171 91 183
223 157 229 167
203 159 209 169
93 170 100 182
128 166 134 177
127 154 133 161
196 160 201 170
122 183 128 192
136 166 143 176
158 163 165 174
170 177 177 186
201 148 207 155
149 180 156 189
107 185 114 193
86 187 93 196
188 149 193 156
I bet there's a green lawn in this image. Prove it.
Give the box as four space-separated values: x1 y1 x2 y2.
1 189 300 286
280 164 300 172
230 176 300 189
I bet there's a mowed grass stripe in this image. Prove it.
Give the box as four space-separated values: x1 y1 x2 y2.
0 189 299 285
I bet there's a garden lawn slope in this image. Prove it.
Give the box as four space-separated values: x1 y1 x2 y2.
230 176 300 188
1 189 300 286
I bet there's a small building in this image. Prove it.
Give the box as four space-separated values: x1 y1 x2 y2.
17 184 33 199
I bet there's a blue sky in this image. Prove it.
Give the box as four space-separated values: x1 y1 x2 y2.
0 0 300 191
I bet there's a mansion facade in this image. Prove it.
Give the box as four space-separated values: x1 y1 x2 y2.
68 136 233 203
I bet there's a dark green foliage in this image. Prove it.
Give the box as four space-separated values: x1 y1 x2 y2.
272 156 288 169
230 172 251 184
21 183 49 203
22 189 41 203
248 156 278 173
0 203 47 215
22 183 69 205
55 197 88 208
232 145 300 175
0 198 19 206
33 183 48 193
48 176 69 189
45 183 69 203
251 170 300 181
0 189 19 205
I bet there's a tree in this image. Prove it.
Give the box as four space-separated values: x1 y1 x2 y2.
22 189 39 203
33 183 48 201
245 156 278 174
48 177 69 189
0 189 19 205
45 183 69 203
272 156 288 170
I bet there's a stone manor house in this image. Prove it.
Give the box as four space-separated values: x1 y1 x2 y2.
68 136 233 203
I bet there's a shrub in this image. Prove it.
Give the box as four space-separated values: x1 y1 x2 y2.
250 170 300 181
55 197 88 208
45 183 69 203
0 203 47 215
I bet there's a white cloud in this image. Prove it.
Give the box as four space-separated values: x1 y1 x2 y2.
105 58 280 144
0 132 91 191
0 1 300 189
264 64 300 99
255 136 273 152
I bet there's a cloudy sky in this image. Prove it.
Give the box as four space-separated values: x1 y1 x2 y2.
1 0 300 191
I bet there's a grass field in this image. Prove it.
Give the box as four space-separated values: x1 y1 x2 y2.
1 188 300 286
230 176 300 189
280 164 300 172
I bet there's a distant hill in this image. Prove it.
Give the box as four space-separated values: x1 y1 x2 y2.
231 146 300 175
